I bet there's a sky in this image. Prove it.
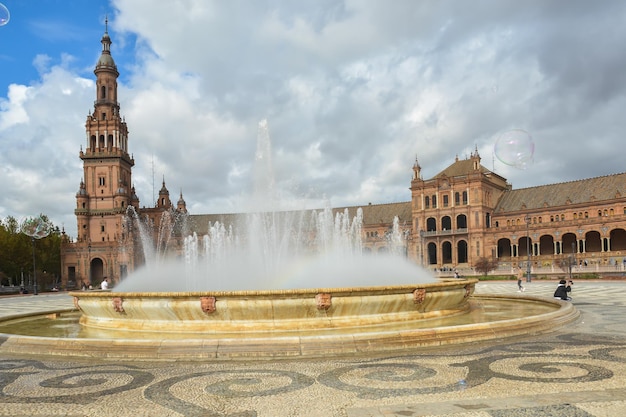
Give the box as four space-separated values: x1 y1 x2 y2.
1 0 625 239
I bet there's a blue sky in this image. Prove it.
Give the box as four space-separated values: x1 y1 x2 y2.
1 1 626 238
0 1 131 90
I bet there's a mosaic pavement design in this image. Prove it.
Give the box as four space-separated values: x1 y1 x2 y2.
0 281 625 416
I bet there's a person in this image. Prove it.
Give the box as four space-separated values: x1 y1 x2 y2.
100 278 109 290
516 266 525 292
454 270 460 278
553 279 572 301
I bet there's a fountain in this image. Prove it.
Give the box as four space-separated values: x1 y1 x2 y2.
0 120 578 360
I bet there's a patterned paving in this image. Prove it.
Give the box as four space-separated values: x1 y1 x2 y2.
0 281 625 416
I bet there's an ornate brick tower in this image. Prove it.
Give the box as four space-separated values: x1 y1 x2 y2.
61 20 137 288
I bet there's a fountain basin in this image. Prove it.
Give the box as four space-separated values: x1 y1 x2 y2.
70 280 477 333
0 293 578 360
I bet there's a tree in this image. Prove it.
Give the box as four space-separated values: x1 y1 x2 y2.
474 257 499 276
0 214 62 289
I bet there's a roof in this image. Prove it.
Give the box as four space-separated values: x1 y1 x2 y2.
432 157 490 179
495 172 626 213
336 202 412 226
187 201 412 234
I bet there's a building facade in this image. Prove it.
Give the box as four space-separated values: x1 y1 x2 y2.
408 150 626 274
60 25 186 289
59 28 626 288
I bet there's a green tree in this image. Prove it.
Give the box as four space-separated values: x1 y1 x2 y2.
0 215 62 289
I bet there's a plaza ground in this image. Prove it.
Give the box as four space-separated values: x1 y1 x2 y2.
0 280 625 416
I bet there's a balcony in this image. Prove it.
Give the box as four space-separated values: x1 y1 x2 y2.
422 228 468 237
94 99 120 107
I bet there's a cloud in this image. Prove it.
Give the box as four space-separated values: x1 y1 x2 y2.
2 0 626 238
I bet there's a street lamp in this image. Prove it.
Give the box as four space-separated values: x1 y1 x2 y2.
570 241 576 281
20 216 51 295
525 215 531 283
88 243 92 287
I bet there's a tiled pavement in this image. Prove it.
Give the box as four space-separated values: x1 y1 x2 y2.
1 280 626 416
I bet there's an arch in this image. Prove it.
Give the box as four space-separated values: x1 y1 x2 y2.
441 216 452 230
442 241 452 264
98 135 105 150
426 217 437 232
456 214 467 229
561 232 577 254
90 257 104 286
457 240 468 263
518 236 532 257
610 228 626 251
539 234 555 255
90 135 96 151
427 242 437 265
585 231 602 253
100 85 106 99
497 238 512 257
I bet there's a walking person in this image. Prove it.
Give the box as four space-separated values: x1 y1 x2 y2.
516 266 525 292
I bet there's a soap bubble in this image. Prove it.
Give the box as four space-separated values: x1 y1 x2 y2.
494 129 534 169
0 3 9 27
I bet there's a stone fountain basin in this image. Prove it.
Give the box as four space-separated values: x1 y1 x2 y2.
70 279 476 333
0 282 578 360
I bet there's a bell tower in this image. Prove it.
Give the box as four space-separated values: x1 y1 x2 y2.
71 19 136 286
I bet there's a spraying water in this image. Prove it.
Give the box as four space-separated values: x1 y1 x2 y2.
115 120 434 292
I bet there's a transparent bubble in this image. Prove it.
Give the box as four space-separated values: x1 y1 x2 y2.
21 216 52 239
0 3 9 27
494 129 534 169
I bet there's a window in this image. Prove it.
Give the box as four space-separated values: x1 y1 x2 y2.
101 225 105 232
455 192 460 205
432 195 437 208
425 196 430 209
462 191 468 205
443 195 449 207
99 177 105 186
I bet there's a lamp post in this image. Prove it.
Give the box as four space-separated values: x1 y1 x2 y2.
20 216 51 295
88 243 92 287
525 215 531 283
570 241 576 281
